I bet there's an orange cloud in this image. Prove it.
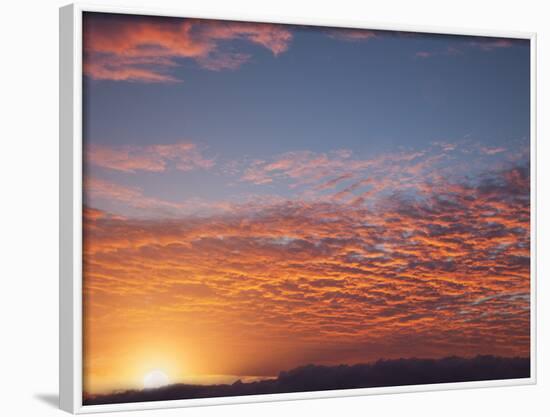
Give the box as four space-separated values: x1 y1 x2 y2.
83 163 530 392
83 14 293 82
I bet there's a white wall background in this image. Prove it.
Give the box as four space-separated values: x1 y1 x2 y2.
0 0 547 415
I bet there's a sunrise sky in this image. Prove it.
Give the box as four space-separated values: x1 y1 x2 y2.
82 12 531 395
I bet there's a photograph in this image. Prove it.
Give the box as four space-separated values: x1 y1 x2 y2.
81 11 531 406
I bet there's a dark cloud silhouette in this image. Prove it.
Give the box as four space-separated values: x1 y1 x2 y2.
84 355 529 405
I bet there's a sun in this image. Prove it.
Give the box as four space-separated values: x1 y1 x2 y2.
143 370 170 389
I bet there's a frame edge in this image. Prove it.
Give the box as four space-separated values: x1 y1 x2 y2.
529 31 537 385
67 4 538 413
60 3 77 414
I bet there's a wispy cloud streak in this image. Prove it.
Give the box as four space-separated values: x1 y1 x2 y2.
88 142 214 173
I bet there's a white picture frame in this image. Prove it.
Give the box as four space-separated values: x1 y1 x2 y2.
60 2 537 413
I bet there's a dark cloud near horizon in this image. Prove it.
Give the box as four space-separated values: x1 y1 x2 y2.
83 355 530 405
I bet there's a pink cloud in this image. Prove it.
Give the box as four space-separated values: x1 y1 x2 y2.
242 150 358 186
87 142 214 173
446 46 464 56
85 177 183 211
470 38 514 51
197 21 293 56
236 140 524 208
239 148 433 199
196 52 251 71
84 16 293 82
328 28 377 42
432 141 457 152
83 55 181 83
418 38 516 60
481 146 507 155
242 149 422 187
415 51 433 58
331 178 373 201
84 177 242 217
316 173 355 191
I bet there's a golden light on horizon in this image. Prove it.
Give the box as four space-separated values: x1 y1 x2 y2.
143 370 170 389
83 333 191 394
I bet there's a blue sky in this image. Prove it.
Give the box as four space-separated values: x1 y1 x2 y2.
83 13 530 215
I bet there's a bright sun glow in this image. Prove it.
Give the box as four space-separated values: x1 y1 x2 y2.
143 370 170 389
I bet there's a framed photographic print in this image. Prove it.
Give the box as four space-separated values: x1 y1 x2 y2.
59 3 537 413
